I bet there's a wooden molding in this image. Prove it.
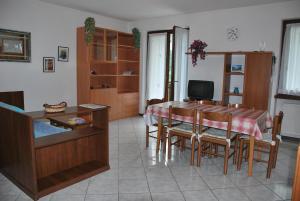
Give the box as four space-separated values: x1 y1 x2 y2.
274 94 300 101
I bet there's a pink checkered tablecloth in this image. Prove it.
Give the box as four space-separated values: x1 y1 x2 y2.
144 101 272 140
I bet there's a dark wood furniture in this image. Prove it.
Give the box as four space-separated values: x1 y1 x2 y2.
206 51 272 110
237 111 283 178
197 111 238 175
77 27 140 120
167 106 197 165
292 145 300 201
0 91 109 201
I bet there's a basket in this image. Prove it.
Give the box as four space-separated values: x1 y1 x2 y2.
43 102 67 113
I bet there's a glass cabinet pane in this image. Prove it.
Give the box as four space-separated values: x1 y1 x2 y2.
106 31 117 62
92 29 105 61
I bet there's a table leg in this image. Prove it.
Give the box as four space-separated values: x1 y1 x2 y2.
248 135 254 176
156 116 162 153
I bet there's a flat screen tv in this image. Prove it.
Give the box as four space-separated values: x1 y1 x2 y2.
188 80 214 100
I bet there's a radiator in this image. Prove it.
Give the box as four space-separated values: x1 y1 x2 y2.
281 103 300 138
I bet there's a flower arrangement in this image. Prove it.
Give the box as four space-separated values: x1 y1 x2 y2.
189 40 207 66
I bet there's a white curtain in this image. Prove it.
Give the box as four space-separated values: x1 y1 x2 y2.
174 27 189 101
146 33 167 100
278 23 300 95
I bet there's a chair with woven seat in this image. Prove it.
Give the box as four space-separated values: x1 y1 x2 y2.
167 106 198 165
145 99 164 148
237 111 284 178
197 111 238 175
145 99 182 151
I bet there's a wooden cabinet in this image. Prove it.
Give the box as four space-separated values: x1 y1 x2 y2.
77 27 140 120
219 51 273 110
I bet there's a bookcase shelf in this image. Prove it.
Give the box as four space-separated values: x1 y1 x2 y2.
220 52 273 109
77 27 140 120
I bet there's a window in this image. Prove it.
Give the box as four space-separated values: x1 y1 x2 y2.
277 19 300 99
146 27 189 102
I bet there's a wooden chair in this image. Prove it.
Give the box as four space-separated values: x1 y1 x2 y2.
167 106 198 165
145 99 181 150
145 99 164 148
237 111 284 178
197 111 238 175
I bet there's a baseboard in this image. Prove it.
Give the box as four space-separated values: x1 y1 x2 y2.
282 135 300 143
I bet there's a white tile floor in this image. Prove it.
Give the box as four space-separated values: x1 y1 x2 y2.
0 116 298 201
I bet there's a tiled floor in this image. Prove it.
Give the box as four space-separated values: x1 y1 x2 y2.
0 116 298 201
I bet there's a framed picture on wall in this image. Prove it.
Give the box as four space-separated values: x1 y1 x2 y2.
58 46 69 62
0 29 31 62
43 57 55 72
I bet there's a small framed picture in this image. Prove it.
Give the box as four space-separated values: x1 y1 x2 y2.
43 57 55 72
231 64 243 72
58 46 69 62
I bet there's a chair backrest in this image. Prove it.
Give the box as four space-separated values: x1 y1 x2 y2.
146 98 164 106
199 111 233 139
272 111 284 141
227 103 246 109
168 106 197 132
197 100 216 105
145 99 164 111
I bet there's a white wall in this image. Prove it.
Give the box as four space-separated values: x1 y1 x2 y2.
0 0 128 111
130 0 300 119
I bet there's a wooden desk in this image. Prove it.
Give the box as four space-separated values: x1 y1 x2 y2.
0 103 110 201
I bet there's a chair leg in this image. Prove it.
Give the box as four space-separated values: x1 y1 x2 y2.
182 139 186 151
224 145 230 175
191 137 196 165
267 145 275 178
233 138 238 164
146 125 149 148
237 140 244 171
273 141 279 168
245 143 249 162
215 144 218 157
168 133 172 159
197 141 202 166
162 128 167 153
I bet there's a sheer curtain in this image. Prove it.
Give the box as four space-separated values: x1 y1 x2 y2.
278 23 300 95
174 27 189 101
146 33 167 100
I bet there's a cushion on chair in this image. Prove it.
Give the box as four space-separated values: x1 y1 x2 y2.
201 128 237 140
0 101 24 113
168 123 195 134
240 133 279 145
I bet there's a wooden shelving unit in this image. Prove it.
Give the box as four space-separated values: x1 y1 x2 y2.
219 51 273 110
77 27 140 120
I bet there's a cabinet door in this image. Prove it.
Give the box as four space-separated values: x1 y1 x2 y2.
243 53 272 110
91 88 120 120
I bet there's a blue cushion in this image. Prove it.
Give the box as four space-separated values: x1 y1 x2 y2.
0 101 24 113
34 120 69 138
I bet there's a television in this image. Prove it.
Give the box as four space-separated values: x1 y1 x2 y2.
188 80 214 100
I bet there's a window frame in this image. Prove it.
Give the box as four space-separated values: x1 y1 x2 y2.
275 18 300 100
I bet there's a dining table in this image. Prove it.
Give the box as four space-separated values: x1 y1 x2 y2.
144 101 273 176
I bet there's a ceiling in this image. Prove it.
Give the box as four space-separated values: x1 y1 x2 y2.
41 0 291 21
